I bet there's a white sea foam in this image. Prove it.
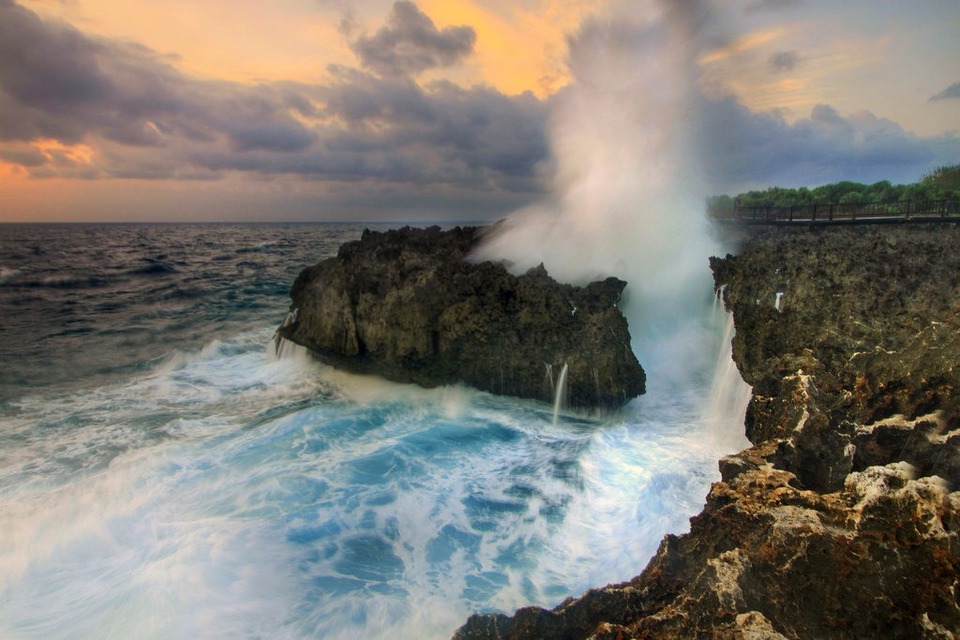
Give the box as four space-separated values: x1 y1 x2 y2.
0 322 741 639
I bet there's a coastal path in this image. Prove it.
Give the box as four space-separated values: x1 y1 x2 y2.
729 198 960 225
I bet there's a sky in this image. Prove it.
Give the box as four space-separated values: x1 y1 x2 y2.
0 0 958 222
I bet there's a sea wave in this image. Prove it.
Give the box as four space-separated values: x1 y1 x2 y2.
0 223 750 639
0 324 740 639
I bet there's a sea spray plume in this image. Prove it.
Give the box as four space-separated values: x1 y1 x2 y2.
473 0 723 386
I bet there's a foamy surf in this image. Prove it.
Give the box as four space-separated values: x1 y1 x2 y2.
1 316 746 640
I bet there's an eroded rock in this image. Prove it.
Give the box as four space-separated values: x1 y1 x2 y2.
279 225 645 409
454 225 960 639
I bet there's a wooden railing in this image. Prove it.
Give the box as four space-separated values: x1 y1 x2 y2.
731 199 960 224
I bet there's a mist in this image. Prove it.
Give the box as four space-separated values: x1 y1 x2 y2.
474 1 730 390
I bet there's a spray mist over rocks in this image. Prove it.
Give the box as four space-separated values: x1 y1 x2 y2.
475 1 731 393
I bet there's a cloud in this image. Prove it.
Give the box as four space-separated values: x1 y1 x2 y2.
745 0 803 13
768 50 800 72
0 0 547 196
317 0 359 37
698 97 960 191
0 1 316 152
0 143 47 167
929 81 960 102
350 1 476 77
1 0 956 221
194 71 549 191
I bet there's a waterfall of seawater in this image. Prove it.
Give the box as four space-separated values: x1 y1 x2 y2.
702 297 753 451
552 363 569 426
273 309 298 358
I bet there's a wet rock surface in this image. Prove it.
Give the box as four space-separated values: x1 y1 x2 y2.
455 225 960 639
279 225 645 409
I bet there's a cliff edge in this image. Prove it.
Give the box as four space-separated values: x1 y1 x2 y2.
278 225 645 409
455 225 960 639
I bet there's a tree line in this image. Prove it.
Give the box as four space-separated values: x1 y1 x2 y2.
707 164 960 218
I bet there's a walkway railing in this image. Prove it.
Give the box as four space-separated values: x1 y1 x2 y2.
731 199 960 224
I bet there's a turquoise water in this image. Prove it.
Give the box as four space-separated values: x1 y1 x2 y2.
0 223 746 639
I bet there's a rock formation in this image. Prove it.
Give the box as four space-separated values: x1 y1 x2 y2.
455 225 960 639
279 225 645 409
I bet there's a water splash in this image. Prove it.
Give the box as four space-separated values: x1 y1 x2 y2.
473 2 722 387
473 0 751 448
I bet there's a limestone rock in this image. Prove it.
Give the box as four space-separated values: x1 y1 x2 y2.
454 225 960 640
279 225 645 409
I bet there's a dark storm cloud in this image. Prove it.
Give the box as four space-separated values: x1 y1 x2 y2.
929 81 960 101
0 1 316 155
769 50 800 73
0 144 47 167
0 0 547 194
699 97 960 190
194 71 548 191
351 1 476 77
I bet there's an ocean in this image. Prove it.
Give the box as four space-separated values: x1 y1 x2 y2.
0 223 748 639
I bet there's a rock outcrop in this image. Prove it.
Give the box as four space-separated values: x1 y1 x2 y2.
279 225 645 409
455 225 960 639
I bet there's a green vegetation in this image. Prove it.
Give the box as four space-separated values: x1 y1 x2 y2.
708 163 960 218
922 164 960 192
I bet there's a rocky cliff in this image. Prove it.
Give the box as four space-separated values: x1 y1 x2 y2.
455 225 960 639
279 225 645 409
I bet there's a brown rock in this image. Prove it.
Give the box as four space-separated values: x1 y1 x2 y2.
454 225 960 640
